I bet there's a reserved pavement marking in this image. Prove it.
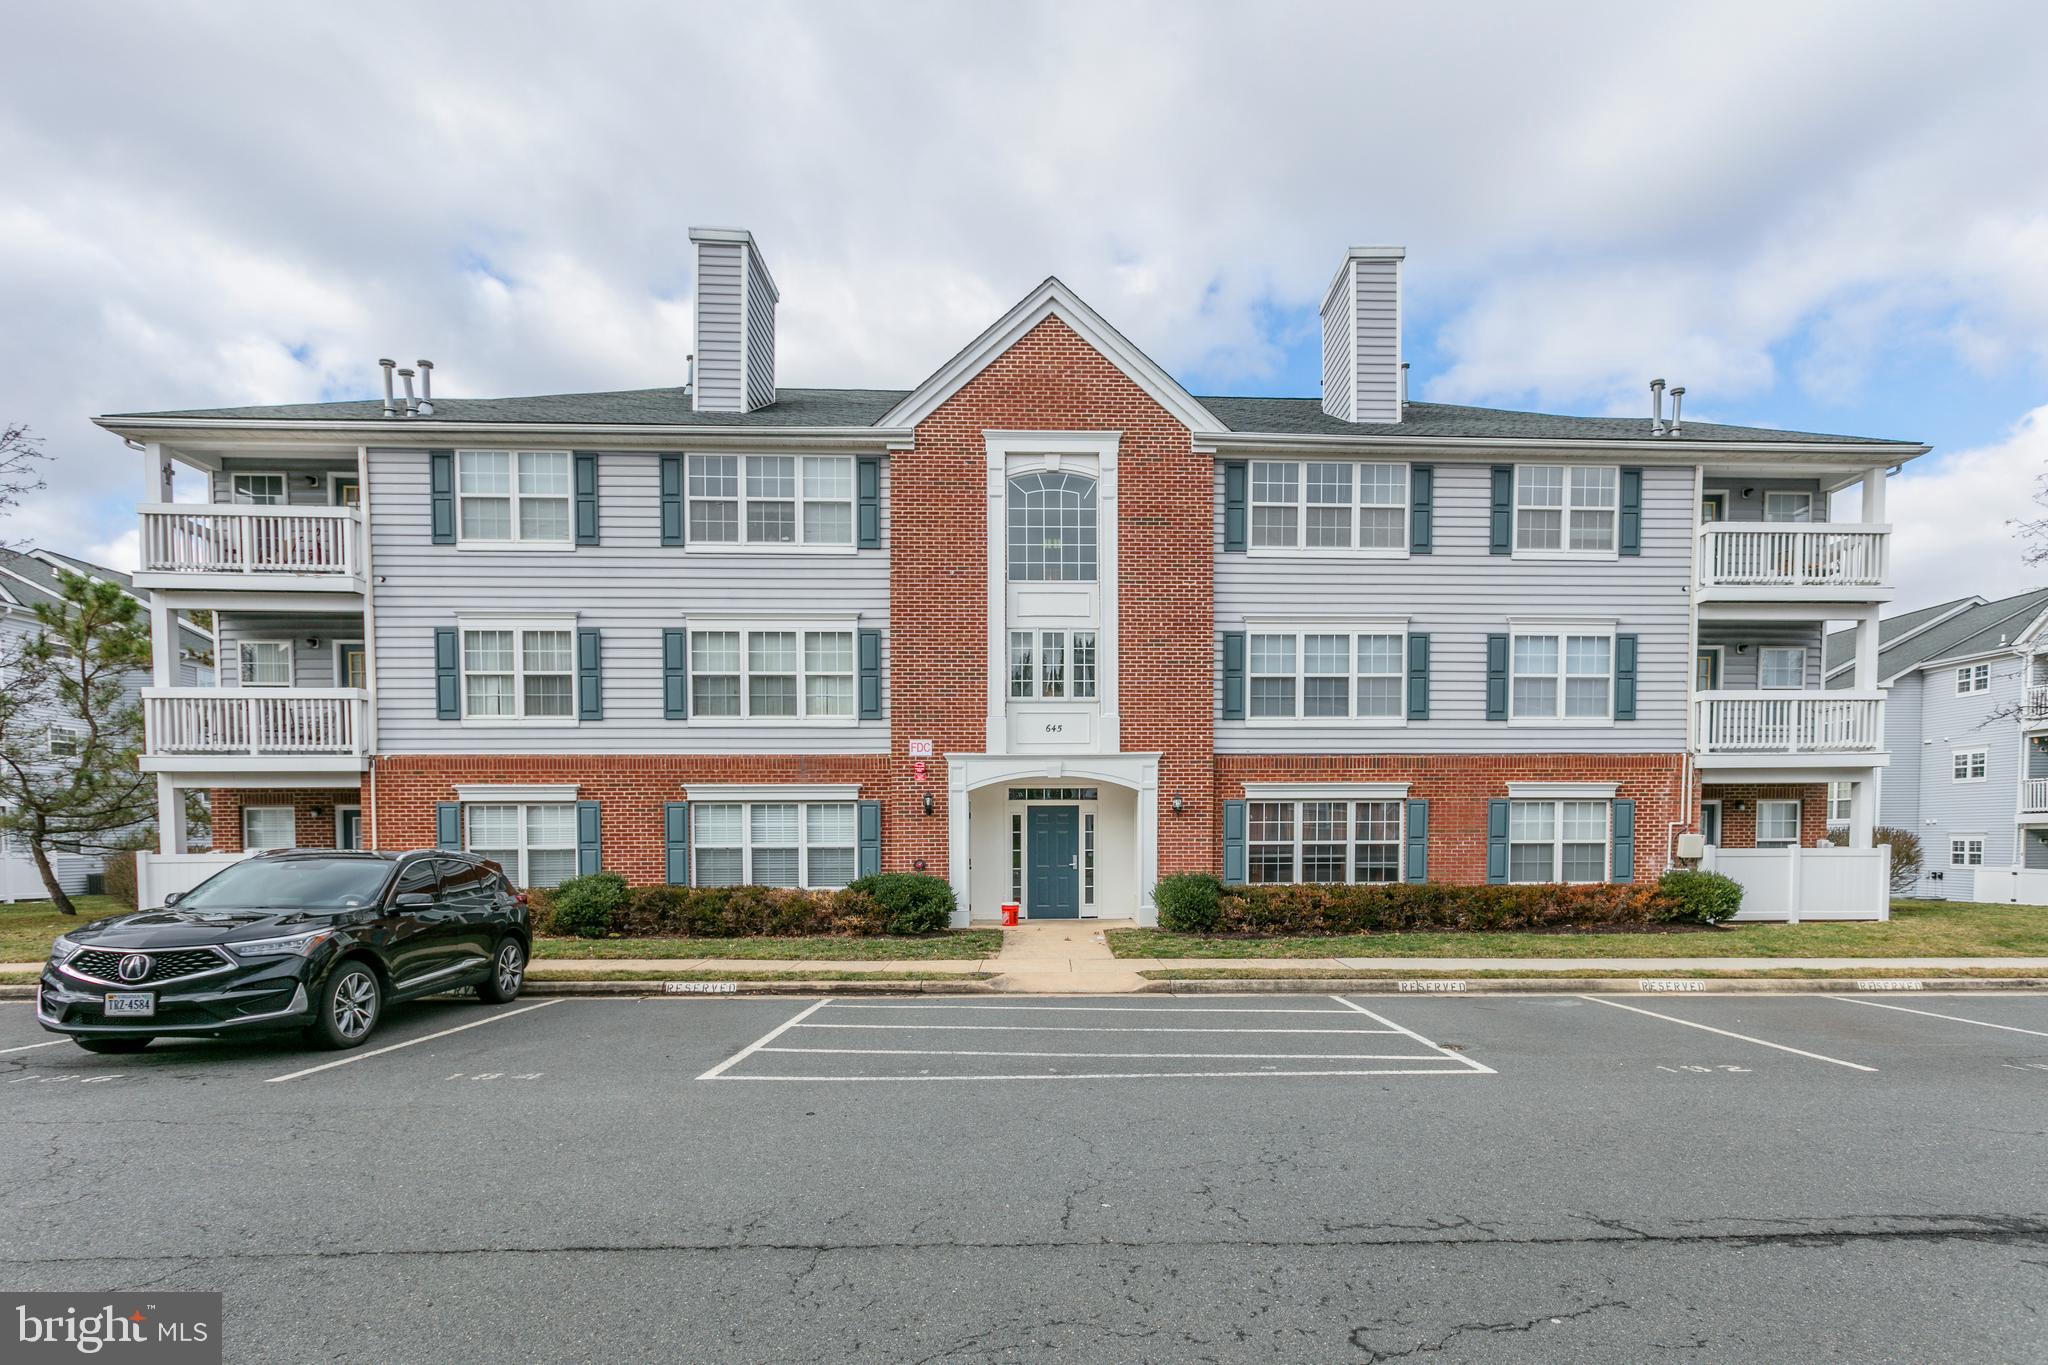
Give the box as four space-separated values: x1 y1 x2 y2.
1831 996 2048 1039
762 1046 1457 1062
0 1039 66 1056
1579 995 1878 1072
1331 996 1497 1074
696 998 832 1080
264 1000 561 1083
793 1022 1405 1035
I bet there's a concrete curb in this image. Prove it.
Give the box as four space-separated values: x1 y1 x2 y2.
526 978 1000 997
1140 977 2048 995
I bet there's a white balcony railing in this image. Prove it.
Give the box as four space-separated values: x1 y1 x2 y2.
1694 691 1883 754
2023 685 2048 726
2024 778 2048 815
1696 523 1889 592
144 689 366 758
139 504 361 580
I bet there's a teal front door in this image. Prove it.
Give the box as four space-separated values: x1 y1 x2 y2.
1027 806 1081 919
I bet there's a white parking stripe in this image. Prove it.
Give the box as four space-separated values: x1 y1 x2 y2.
1580 995 1878 1072
1831 996 2048 1039
0 1039 66 1056
763 1046 1458 1062
818 1003 1358 1015
1331 996 1496 1074
795 1022 1403 1035
712 1068 1485 1083
695 998 832 1080
264 1000 560 1083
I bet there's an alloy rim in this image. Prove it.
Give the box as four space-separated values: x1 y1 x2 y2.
332 969 377 1038
496 942 524 995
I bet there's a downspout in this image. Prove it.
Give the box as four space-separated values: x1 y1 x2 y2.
356 443 380 850
1672 460 1705 867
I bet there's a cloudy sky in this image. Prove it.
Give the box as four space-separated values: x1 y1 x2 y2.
4 0 2046 611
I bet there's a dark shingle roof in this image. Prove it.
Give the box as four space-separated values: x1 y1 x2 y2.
1825 589 2048 682
1197 396 1919 445
0 549 213 658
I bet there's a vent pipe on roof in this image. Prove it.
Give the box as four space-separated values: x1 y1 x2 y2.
1668 386 1685 438
379 359 398 418
1649 378 1667 436
1400 362 1410 405
416 359 434 416
685 353 695 398
398 367 418 417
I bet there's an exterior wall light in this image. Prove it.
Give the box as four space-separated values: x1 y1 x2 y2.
1171 794 1184 814
922 792 934 816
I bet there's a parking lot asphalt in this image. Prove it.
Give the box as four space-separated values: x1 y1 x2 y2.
3 990 2046 1362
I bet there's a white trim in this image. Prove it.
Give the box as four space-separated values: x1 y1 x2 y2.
241 804 296 851
1759 645 1808 691
334 803 362 851
678 451 859 554
684 783 864 803
680 617 861 727
1506 622 1617 727
1505 782 1620 799
1695 643 1726 692
452 448 575 549
1510 462 1620 560
1244 457 1411 558
688 797 858 891
946 751 1161 927
1242 620 1410 727
1948 833 1987 867
327 471 361 507
1242 782 1411 801
452 783 580 802
1951 747 1989 783
227 470 290 505
1700 798 1723 847
454 616 580 726
1756 798 1803 848
236 638 295 688
331 638 365 689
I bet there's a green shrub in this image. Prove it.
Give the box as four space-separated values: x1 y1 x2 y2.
102 851 138 909
1154 873 1223 932
846 872 956 934
547 872 629 939
1657 870 1743 924
1203 880 1681 936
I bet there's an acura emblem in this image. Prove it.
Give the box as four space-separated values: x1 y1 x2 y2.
117 954 150 983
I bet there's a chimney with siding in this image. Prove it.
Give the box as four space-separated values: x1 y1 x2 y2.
1319 246 1405 424
689 227 779 413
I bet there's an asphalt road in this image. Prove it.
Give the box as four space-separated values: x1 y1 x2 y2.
3 989 2046 1362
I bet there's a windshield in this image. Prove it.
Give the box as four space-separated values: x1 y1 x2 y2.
177 858 392 912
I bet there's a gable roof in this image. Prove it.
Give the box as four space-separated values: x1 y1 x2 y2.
0 548 213 658
1825 589 2048 684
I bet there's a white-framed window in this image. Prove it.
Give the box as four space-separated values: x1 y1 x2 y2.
1515 465 1617 555
1249 461 1409 554
1828 782 1853 823
1949 836 1986 867
1246 627 1407 723
1007 470 1099 580
1510 629 1613 722
238 640 293 688
1008 629 1098 700
46 728 82 759
1507 800 1609 883
457 450 572 545
1952 748 1989 782
459 620 575 721
465 803 578 888
242 805 296 851
1957 663 1990 694
688 622 856 723
1756 799 1802 848
1759 646 1806 690
1763 491 1814 523
691 801 857 889
1247 799 1404 884
230 472 286 505
687 454 855 549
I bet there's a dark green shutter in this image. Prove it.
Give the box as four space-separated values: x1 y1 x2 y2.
857 800 882 878
1489 465 1513 554
573 452 600 545
1222 799 1246 883
429 450 455 545
577 628 603 720
1410 464 1434 553
434 802 461 850
1485 633 1509 720
858 629 883 720
1222 462 1248 552
1221 631 1245 720
857 457 882 550
1615 633 1638 721
1618 467 1643 556
1611 799 1636 882
659 455 684 546
1404 799 1429 883
662 628 688 719
1485 798 1509 883
576 800 601 876
434 627 460 719
1407 632 1430 721
664 802 690 885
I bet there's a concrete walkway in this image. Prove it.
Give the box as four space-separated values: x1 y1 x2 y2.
988 918 1146 992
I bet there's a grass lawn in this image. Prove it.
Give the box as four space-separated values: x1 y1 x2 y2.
530 929 1002 962
0 897 134 961
1108 900 2048 961
1139 965 2048 981
527 968 997 983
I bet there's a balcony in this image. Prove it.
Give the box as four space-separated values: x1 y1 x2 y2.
140 688 368 777
135 504 364 595
1695 523 1891 605
2022 685 2048 730
2024 779 2048 817
1694 691 1885 770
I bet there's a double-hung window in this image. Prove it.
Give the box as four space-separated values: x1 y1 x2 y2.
460 621 575 721
1246 798 1404 884
457 450 571 545
242 806 296 851
1249 461 1409 553
1507 800 1609 882
1957 663 1990 694
1828 782 1854 822
230 473 285 505
691 801 857 888
1515 465 1617 554
1009 630 1098 700
1246 626 1406 723
1756 799 1802 849
1953 748 1989 782
1759 647 1806 690
238 640 293 688
1511 629 1613 722
686 454 855 548
688 622 857 722
1950 836 1986 867
465 803 577 888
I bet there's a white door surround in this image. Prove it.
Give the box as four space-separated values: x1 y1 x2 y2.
947 751 1160 927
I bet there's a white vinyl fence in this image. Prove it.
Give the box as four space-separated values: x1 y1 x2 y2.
1701 844 1892 922
134 851 253 909
1971 867 2048 907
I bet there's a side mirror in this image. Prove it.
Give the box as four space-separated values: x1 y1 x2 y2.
162 890 185 907
392 891 436 911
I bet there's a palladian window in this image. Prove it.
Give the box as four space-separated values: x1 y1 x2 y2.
1007 471 1098 582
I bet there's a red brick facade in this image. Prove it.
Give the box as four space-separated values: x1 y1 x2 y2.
209 787 354 853
1700 782 1830 850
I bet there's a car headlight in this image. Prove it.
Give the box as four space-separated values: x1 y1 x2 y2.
227 930 335 959
49 935 84 965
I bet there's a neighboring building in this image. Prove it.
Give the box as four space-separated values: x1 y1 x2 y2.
1826 590 2048 899
0 548 213 897
97 232 1926 923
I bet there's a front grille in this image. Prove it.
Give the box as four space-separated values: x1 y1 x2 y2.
69 947 228 985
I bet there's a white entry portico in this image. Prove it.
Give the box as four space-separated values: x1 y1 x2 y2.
946 751 1161 928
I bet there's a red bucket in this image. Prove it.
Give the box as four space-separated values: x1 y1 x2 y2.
1000 903 1019 927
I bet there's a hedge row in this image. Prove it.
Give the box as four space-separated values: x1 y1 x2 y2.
1153 870 1743 935
531 871 957 939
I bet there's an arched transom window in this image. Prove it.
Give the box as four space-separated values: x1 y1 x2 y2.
1007 470 1098 582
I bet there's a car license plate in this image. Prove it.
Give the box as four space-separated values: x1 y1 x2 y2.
103 993 155 1018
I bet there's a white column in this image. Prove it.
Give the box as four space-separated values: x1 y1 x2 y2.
1853 606 1882 692
149 596 176 688
1847 775 1875 848
156 775 187 856
947 763 971 927
146 442 172 502
1861 464 1888 524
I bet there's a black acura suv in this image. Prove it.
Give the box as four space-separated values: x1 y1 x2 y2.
37 849 530 1053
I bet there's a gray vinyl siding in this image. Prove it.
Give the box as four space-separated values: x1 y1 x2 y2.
1214 460 1690 754
368 447 889 755
2025 829 2048 869
1696 623 1824 690
694 240 745 413
1702 477 1823 523
745 253 776 413
0 612 150 867
1352 256 1400 423
1319 265 1353 421
210 458 355 506
215 613 353 688
1905 656 2024 899
1878 672 1922 833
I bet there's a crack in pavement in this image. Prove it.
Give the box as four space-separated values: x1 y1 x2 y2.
1351 1299 1628 1361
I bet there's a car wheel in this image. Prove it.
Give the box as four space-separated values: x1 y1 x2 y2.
478 937 525 1004
306 961 382 1050
74 1036 152 1055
